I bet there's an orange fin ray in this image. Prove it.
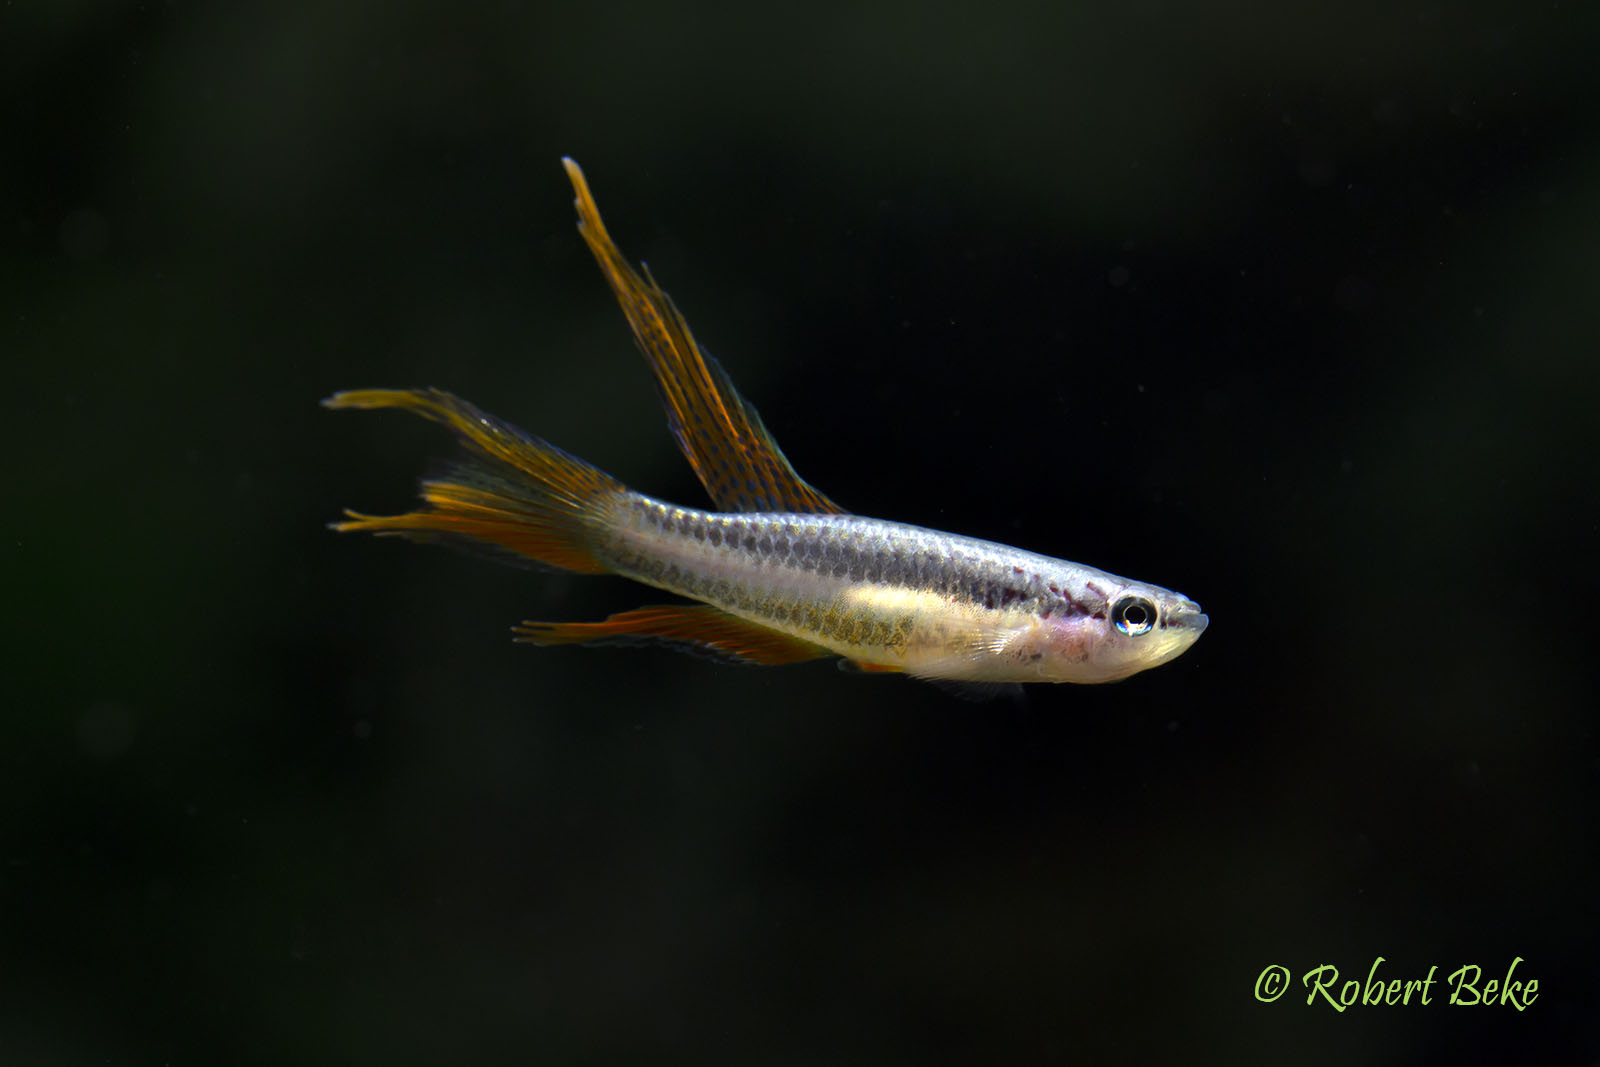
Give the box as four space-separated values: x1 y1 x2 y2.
513 604 832 666
323 388 623 573
839 659 904 674
561 158 845 516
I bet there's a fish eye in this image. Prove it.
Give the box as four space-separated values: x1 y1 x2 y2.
1112 595 1156 636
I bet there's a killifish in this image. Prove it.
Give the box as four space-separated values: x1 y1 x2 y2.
325 159 1207 689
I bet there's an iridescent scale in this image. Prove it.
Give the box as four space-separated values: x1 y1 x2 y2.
599 495 1111 662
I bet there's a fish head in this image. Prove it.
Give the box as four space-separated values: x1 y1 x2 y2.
1022 578 1208 683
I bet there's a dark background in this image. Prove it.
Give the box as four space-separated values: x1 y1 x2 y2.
5 1 1597 1063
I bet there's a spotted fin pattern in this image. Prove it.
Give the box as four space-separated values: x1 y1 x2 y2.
562 158 844 516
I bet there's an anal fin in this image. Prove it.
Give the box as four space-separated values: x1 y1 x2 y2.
838 659 903 674
928 680 1028 703
513 604 832 667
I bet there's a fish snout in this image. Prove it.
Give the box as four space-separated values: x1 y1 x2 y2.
1167 597 1209 635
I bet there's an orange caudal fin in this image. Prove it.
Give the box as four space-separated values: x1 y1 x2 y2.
561 158 845 516
323 388 625 573
514 605 832 666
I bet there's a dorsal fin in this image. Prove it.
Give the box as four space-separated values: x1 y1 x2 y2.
561 158 845 516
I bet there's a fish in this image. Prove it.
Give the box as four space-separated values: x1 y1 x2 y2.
324 158 1207 689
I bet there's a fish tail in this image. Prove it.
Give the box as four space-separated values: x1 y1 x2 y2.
323 388 624 574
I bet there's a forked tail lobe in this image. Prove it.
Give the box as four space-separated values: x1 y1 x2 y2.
322 388 624 574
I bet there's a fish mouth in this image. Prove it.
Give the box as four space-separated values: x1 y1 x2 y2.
1168 598 1209 635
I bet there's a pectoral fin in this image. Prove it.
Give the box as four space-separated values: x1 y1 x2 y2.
562 158 844 516
513 604 832 666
